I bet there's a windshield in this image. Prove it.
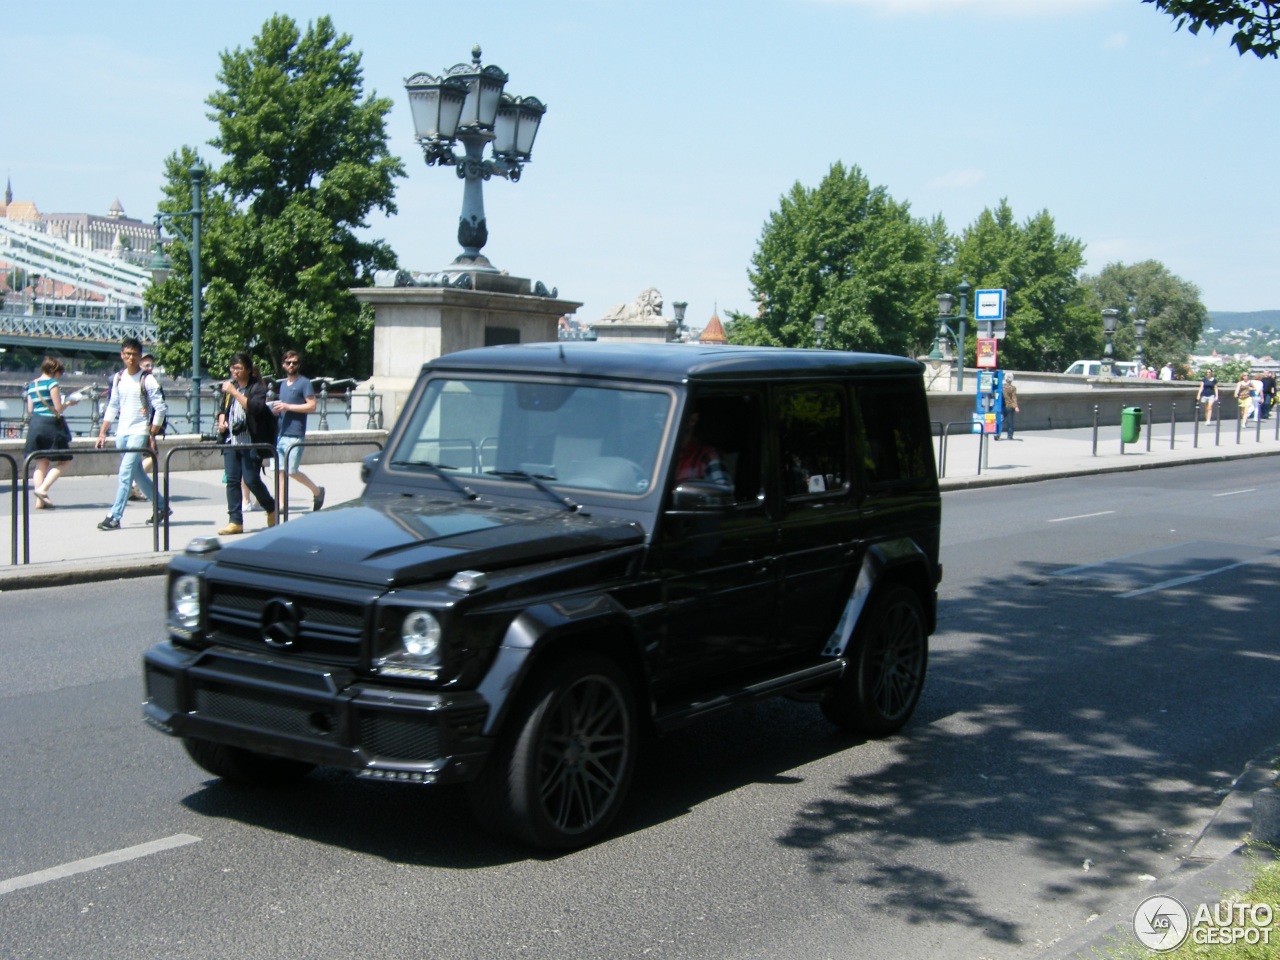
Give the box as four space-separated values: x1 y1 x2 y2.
389 377 674 496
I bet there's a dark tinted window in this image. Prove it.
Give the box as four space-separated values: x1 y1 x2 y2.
676 392 764 505
778 386 847 498
853 380 936 488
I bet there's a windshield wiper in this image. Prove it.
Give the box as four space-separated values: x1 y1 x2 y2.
485 469 586 514
389 460 480 501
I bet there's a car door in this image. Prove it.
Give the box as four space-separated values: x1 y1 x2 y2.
648 389 778 693
773 382 860 661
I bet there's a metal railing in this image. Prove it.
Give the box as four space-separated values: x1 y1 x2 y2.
1 454 17 565
276 438 383 522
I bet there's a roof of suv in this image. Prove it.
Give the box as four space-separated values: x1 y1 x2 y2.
425 342 923 384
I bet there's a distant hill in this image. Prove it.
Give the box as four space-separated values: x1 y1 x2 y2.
1208 310 1280 329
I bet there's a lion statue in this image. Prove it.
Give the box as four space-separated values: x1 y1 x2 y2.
601 287 663 322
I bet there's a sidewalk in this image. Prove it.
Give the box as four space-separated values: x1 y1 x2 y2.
0 459 368 586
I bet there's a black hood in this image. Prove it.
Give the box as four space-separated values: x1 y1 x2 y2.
208 495 645 587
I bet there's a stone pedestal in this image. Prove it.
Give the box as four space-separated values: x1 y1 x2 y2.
921 355 956 392
591 317 679 344
353 271 581 426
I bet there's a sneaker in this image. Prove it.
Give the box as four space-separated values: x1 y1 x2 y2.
146 508 173 525
313 487 326 512
243 501 257 512
129 487 147 502
217 522 244 536
97 516 121 531
266 511 278 528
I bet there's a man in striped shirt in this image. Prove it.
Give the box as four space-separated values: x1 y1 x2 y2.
94 337 169 530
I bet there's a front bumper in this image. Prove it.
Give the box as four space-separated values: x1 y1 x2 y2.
143 641 493 785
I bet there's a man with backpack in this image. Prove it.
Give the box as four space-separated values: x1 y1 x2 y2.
94 337 168 530
129 353 164 501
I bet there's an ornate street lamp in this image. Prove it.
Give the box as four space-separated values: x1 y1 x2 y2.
930 279 970 390
672 301 688 341
148 162 206 433
1101 308 1119 377
405 46 546 271
1132 306 1148 371
813 313 826 349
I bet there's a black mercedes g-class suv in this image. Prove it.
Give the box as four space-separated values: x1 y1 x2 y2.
144 342 941 849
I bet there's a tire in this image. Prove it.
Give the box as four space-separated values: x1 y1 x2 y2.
470 654 637 850
821 584 928 737
182 737 315 786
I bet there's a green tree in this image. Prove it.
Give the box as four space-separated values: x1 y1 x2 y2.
735 163 943 356
952 200 1097 372
146 14 404 380
1144 0 1280 58
1081 260 1209 372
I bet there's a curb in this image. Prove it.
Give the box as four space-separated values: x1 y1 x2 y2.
0 553 171 592
939 444 1280 491
1046 748 1280 959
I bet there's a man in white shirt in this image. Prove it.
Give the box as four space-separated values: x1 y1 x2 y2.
94 337 168 530
1159 363 1174 381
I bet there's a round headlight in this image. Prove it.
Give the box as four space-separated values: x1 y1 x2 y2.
401 610 441 659
171 574 202 629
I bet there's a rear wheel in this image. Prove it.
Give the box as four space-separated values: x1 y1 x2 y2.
182 737 315 786
470 654 637 850
821 584 928 736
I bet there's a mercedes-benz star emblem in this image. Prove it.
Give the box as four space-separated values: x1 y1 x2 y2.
260 598 301 649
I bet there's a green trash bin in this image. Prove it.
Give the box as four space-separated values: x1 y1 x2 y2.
1121 406 1143 443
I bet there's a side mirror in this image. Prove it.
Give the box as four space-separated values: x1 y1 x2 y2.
361 451 382 484
668 481 734 512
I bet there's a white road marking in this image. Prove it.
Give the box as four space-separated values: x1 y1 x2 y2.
1118 559 1258 598
1213 488 1256 497
1047 510 1116 523
0 834 200 896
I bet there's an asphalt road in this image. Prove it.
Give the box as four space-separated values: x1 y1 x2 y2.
2 459 1278 960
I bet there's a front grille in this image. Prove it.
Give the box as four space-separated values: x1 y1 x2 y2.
206 584 368 665
193 686 337 742
359 712 441 762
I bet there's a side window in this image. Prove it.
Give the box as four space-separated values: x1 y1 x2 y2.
672 392 763 504
852 380 936 489
778 386 847 498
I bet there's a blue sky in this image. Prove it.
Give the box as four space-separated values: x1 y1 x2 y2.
7 0 1278 326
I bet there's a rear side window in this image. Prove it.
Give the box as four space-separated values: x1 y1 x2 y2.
777 386 848 498
852 380 936 489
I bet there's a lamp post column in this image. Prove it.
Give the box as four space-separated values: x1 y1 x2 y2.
456 135 490 265
189 163 205 433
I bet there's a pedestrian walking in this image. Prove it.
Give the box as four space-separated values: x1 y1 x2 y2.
25 356 83 508
130 353 164 502
95 337 168 530
1235 372 1254 422
1261 371 1276 420
1158 363 1174 381
215 351 277 535
270 350 325 513
1198 367 1219 423
1000 372 1020 441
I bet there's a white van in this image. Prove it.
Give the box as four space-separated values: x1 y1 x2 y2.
1063 360 1137 377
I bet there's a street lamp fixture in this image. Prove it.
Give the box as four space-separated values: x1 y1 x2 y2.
149 162 206 433
1132 307 1148 371
1101 308 1119 377
813 313 826 349
672 301 688 340
405 45 546 271
931 279 970 390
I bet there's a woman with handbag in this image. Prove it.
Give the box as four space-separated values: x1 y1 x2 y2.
24 356 81 508
215 351 277 535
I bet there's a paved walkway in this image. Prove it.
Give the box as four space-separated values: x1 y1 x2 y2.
3 417 1279 584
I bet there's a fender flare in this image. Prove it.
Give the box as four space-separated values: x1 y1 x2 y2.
474 594 646 735
821 539 935 659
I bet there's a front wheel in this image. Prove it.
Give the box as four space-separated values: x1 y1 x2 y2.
182 737 315 786
470 654 637 850
821 584 928 736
